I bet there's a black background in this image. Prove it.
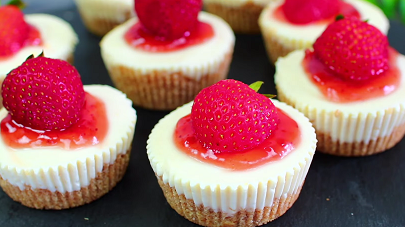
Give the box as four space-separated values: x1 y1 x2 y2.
1 2 405 227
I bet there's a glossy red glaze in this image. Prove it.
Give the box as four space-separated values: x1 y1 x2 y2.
124 21 214 52
0 24 42 60
174 109 301 171
1 92 108 150
274 1 360 25
303 48 400 103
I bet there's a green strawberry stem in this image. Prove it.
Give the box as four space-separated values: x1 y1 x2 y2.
335 14 345 21
6 0 25 9
25 51 44 61
249 81 276 99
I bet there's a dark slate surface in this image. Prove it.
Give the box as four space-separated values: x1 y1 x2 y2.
0 2 404 227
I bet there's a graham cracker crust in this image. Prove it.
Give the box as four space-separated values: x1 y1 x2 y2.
107 51 233 110
0 150 131 210
317 123 405 156
261 28 309 64
157 176 303 227
78 11 133 36
205 2 264 34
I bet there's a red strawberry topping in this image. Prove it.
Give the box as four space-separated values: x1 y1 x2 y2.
191 80 279 153
282 0 340 24
0 5 29 57
2 56 85 131
135 0 202 40
313 17 389 81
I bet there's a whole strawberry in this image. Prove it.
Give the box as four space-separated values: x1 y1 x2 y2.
0 4 29 57
2 56 85 131
282 0 339 24
191 80 279 153
313 17 389 81
135 0 202 40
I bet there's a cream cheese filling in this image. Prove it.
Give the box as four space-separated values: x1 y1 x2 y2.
147 100 316 214
74 0 135 21
275 50 405 142
259 0 389 45
100 12 235 79
0 14 78 77
0 85 136 192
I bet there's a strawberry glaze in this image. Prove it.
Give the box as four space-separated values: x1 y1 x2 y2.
124 21 214 52
274 1 360 25
303 48 400 103
0 92 108 150
174 109 301 171
0 25 42 60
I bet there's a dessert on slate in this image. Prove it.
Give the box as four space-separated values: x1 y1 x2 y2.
0 0 78 108
100 0 235 110
258 0 389 63
203 0 275 34
74 0 135 36
275 16 405 156
0 55 136 209
147 79 317 226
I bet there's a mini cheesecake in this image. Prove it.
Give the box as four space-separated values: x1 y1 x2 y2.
0 14 78 108
0 85 136 209
204 0 276 33
74 0 135 36
259 0 389 63
100 12 235 110
275 50 405 156
147 100 316 226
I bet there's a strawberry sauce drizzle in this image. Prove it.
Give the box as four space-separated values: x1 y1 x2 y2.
0 92 108 150
124 21 214 52
303 48 400 103
174 109 301 171
0 25 42 60
274 1 360 25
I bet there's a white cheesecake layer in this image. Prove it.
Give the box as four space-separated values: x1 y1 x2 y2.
0 14 78 77
0 85 137 192
259 0 389 47
147 100 316 215
275 50 405 143
74 0 135 22
100 12 235 79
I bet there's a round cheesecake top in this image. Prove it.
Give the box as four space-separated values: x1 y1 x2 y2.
0 85 136 192
147 100 316 188
100 11 235 78
74 0 135 20
203 0 275 7
275 50 405 114
259 0 389 44
0 14 78 77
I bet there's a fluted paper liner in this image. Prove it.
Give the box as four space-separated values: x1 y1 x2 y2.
75 0 134 36
0 150 130 210
147 100 317 226
277 88 405 156
204 2 265 34
0 86 136 209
